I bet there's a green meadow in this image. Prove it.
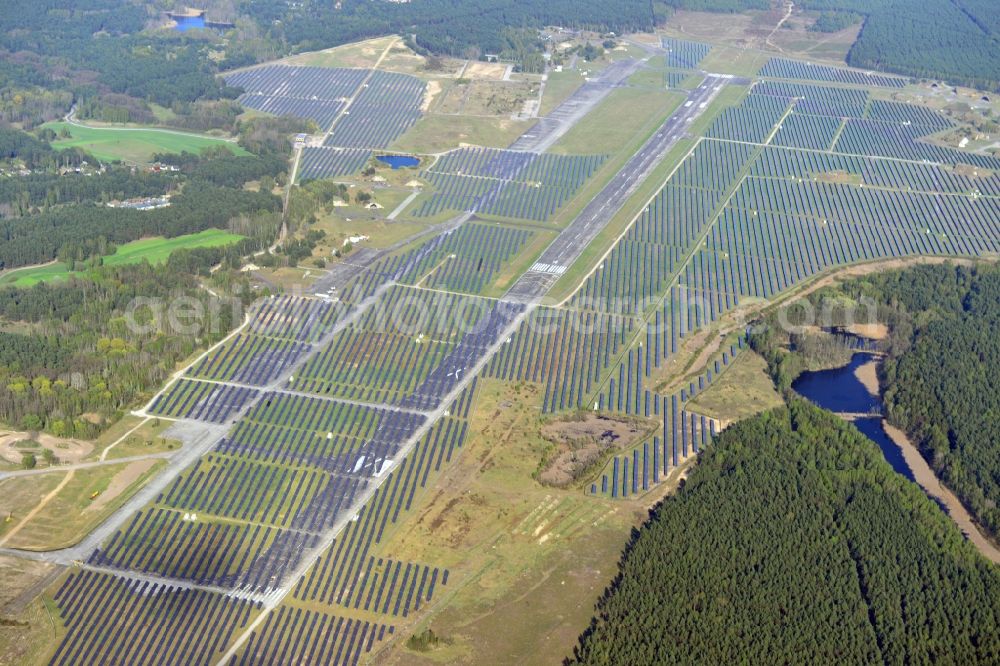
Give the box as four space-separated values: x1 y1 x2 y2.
45 122 249 163
0 229 245 287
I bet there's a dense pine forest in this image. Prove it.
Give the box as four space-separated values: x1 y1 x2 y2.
570 400 1000 664
245 0 655 57
749 262 1000 539
0 184 278 270
842 264 1000 539
667 0 1000 89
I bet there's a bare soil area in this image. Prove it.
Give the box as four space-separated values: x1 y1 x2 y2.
845 322 888 340
84 459 159 514
0 432 92 466
815 170 862 185
464 61 508 80
854 360 879 397
539 414 650 486
882 422 1000 564
422 79 442 112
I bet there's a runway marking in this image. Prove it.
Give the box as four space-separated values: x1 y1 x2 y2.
529 262 567 275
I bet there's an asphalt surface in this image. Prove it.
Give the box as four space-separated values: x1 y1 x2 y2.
0 451 174 481
308 212 472 295
505 74 733 303
310 55 658 298
509 58 646 153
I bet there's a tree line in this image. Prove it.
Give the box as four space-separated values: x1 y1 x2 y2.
0 184 279 270
666 0 1000 89
749 261 1000 545
0 168 178 218
245 0 655 58
839 263 1000 539
569 399 1000 664
0 259 256 438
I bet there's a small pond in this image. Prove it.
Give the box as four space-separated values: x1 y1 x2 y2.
376 154 420 169
173 15 206 31
792 351 914 481
791 352 881 415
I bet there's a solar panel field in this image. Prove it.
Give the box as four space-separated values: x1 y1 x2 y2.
324 71 425 149
413 148 607 222
224 65 425 149
30 35 1000 666
298 147 373 180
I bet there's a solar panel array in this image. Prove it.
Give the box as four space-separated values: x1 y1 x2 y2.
43 50 1000 665
298 147 373 180
324 70 425 149
225 66 425 147
225 66 368 131
760 57 908 88
661 38 711 69
413 147 607 221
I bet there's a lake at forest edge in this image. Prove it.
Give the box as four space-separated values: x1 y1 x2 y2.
792 351 915 482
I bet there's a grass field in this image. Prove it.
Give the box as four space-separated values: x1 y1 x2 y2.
1 461 165 551
542 88 685 234
282 35 398 69
312 212 429 253
686 351 784 425
391 114 535 153
539 69 587 116
94 417 181 461
44 121 248 164
377 379 683 665
0 229 245 287
665 9 858 66
550 88 684 156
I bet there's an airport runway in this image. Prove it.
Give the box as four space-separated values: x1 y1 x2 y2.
505 74 733 303
509 58 645 153
309 55 656 297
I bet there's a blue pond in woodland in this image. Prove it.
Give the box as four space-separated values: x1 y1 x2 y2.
172 15 206 31
376 154 420 169
792 351 915 482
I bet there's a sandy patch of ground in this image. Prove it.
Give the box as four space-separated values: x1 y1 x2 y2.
79 412 103 425
0 432 92 465
854 360 879 397
953 163 994 178
84 459 159 514
464 61 508 80
422 79 441 112
882 422 1000 564
845 322 888 340
815 171 862 185
0 472 74 547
